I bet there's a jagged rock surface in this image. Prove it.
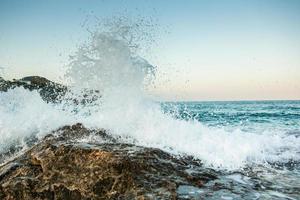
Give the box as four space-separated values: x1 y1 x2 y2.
0 76 67 103
0 124 217 200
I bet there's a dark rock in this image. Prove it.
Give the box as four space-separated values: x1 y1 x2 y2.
0 76 101 105
0 76 67 103
0 124 218 199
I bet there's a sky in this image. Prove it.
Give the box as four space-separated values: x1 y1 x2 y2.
0 0 299 101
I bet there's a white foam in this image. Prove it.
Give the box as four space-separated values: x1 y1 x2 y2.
0 88 75 153
64 27 299 170
1 23 299 170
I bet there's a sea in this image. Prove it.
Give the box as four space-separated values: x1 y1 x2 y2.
163 100 300 199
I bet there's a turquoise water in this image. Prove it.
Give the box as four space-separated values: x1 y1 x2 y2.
164 100 300 199
163 100 300 133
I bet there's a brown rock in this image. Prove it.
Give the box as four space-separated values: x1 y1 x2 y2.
0 76 67 103
0 124 217 199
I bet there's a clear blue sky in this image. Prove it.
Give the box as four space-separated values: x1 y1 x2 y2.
0 0 299 100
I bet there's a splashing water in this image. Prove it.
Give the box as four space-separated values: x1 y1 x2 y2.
0 20 300 171
0 88 75 155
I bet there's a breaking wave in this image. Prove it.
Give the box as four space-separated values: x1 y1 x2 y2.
1 19 299 170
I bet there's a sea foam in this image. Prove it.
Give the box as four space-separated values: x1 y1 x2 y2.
1 20 299 170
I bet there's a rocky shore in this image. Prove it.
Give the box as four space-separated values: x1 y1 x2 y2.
0 76 218 199
2 76 298 199
0 123 218 199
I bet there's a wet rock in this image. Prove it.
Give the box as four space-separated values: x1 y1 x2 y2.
0 124 218 199
0 76 101 104
0 76 67 103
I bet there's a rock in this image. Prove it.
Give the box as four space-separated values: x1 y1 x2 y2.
20 76 53 87
0 76 67 103
0 76 100 104
0 124 218 200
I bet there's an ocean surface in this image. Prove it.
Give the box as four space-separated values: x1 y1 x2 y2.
163 100 300 133
163 100 300 199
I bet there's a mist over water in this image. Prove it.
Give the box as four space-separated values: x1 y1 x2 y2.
0 19 300 172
